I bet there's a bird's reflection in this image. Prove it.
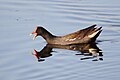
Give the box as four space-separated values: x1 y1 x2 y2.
33 43 103 62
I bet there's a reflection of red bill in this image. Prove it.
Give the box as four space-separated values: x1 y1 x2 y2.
33 49 45 62
33 49 38 59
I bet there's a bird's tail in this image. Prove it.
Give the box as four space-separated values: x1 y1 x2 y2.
90 27 102 42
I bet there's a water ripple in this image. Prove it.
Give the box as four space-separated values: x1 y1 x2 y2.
0 0 120 80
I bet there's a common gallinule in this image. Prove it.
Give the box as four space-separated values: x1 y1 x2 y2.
31 24 102 45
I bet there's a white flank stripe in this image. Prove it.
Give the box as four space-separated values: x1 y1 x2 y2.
66 38 76 41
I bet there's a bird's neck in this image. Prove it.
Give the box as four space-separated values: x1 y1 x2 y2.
40 29 55 43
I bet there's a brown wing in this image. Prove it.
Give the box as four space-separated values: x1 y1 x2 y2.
62 24 97 40
77 26 102 40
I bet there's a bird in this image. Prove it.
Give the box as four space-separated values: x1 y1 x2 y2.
30 24 102 45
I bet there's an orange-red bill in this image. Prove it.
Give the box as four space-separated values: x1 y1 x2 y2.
31 31 36 34
30 26 38 40
30 31 37 40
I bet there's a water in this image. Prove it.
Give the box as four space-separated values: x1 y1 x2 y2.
0 0 120 80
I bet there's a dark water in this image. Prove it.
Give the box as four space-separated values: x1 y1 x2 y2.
0 0 120 80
